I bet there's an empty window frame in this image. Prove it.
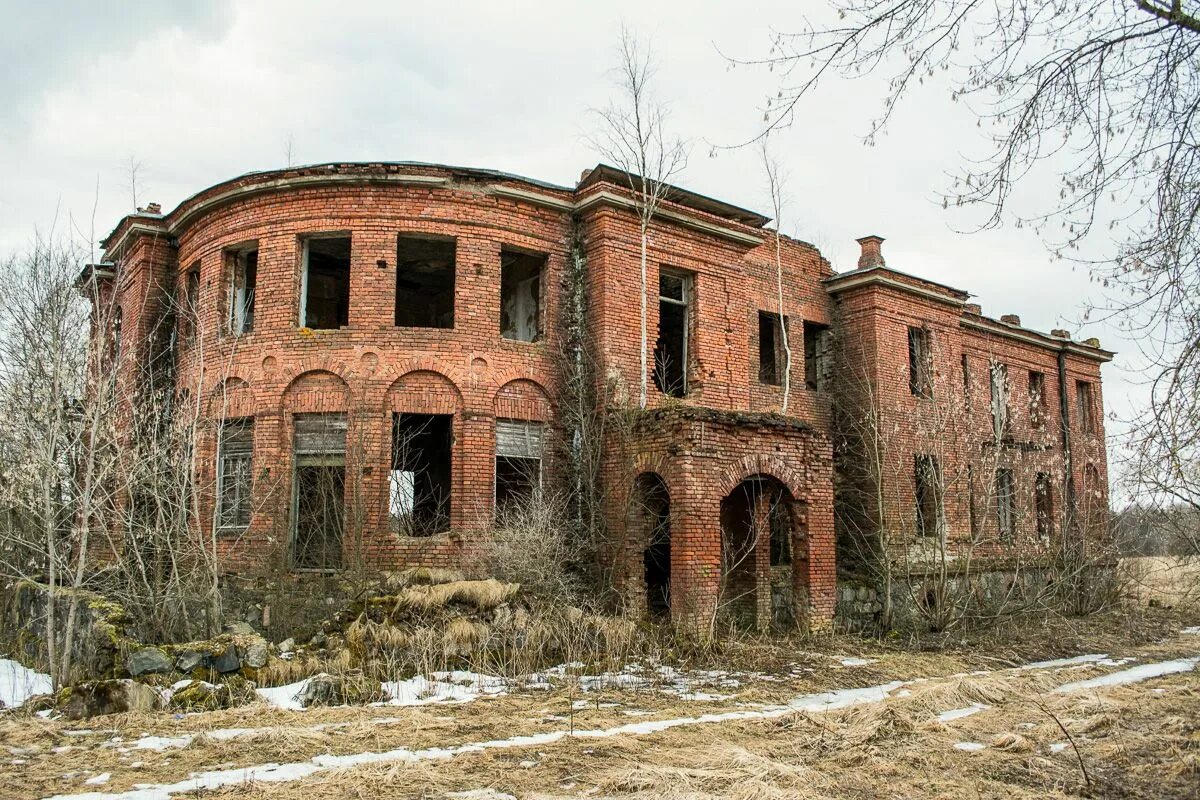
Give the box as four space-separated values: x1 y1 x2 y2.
1028 370 1047 429
292 413 347 570
495 419 543 511
391 413 452 537
112 307 123 361
990 361 1011 439
396 235 455 328
995 467 1017 541
225 243 258 335
961 353 971 398
967 464 980 536
908 326 933 398
768 496 792 566
1034 472 1054 539
500 249 544 342
914 455 944 538
300 236 351 330
654 270 691 397
1076 380 1097 435
757 311 788 385
183 264 200 342
803 321 831 392
216 418 253 533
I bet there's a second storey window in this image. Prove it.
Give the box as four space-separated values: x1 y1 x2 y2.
995 467 1016 541
757 311 787 385
908 326 933 398
654 270 691 398
183 265 200 342
500 249 544 342
1028 370 1047 429
1076 380 1097 435
990 361 1010 439
396 235 455 328
803 321 831 392
225 243 258 336
217 418 253 533
300 236 351 330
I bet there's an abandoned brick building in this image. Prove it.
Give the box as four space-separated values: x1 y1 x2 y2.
86 162 1112 630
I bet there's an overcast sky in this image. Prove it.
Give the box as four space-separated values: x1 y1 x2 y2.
0 0 1137 492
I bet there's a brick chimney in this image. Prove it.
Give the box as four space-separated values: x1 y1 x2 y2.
856 235 885 269
1000 314 1021 326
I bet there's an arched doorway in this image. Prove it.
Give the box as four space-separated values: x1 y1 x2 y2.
720 475 797 630
631 473 672 617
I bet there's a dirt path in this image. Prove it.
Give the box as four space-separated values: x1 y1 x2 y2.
6 628 1197 800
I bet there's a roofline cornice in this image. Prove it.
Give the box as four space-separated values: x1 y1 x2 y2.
574 189 765 245
824 269 966 308
961 317 1114 362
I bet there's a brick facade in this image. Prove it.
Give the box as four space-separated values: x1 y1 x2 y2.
88 162 1111 631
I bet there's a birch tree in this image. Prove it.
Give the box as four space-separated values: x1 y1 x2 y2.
760 138 793 413
592 25 689 409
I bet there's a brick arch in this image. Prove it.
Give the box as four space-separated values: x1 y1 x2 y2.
716 454 807 501
281 369 350 413
368 356 469 405
628 455 685 503
207 376 254 418
492 377 552 422
384 369 464 415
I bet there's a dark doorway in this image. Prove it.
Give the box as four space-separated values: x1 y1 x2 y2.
633 473 672 618
720 475 796 630
391 413 453 537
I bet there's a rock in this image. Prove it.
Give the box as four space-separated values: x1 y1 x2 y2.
277 638 296 654
169 680 232 712
126 647 173 677
60 680 162 720
175 651 207 674
241 638 269 669
297 672 385 708
309 632 328 649
223 621 256 636
211 646 240 674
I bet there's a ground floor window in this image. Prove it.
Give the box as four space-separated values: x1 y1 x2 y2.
495 419 543 512
216 418 253 534
292 413 347 569
390 413 452 537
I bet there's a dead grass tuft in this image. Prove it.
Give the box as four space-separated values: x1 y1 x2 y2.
392 579 519 614
989 732 1033 752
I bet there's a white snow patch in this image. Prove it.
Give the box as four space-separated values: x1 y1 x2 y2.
1054 657 1199 693
1021 654 1109 669
446 791 516 800
255 679 310 711
84 775 111 786
953 742 986 752
937 703 990 723
0 658 53 708
1181 627 1200 635
1049 742 1070 753
837 657 874 667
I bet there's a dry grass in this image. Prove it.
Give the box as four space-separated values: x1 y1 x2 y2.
393 578 520 614
1122 555 1200 609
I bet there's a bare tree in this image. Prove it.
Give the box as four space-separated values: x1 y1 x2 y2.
592 25 689 409
736 1 1200 514
760 137 793 412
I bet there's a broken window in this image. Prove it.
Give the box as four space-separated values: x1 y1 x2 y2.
300 236 351 330
1035 472 1054 539
500 249 544 342
216 418 253 533
396 235 455 328
908 326 933 398
654 270 691 397
292 413 347 570
995 467 1016 541
914 455 943 538
112 307 123 361
803 321 831 392
967 465 979 536
495 419 543 511
757 311 787 385
961 353 971 397
391 413 452 537
1076 380 1097 435
1028 371 1047 429
183 264 200 342
226 243 258 335
990 362 1010 439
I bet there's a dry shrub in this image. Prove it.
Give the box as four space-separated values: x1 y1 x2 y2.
392 579 520 614
484 490 592 605
990 732 1033 752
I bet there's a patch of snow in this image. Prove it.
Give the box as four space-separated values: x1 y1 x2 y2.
837 657 874 667
953 742 986 752
446 791 516 800
1021 654 1109 670
0 658 52 708
1049 742 1070 753
1054 657 1199 693
84 774 110 786
937 703 991 723
255 679 310 711
1181 626 1200 635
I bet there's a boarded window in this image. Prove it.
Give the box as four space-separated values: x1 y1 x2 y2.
226 243 258 335
803 321 831 392
914 455 943 538
654 270 691 397
500 249 543 342
1076 380 1097 435
758 311 787 385
391 413 452 537
990 362 1010 439
217 418 253 533
495 419 542 510
300 237 351 330
396 235 455 328
1035 472 1054 539
996 467 1016 541
292 414 347 570
1029 371 1047 429
908 326 933 398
